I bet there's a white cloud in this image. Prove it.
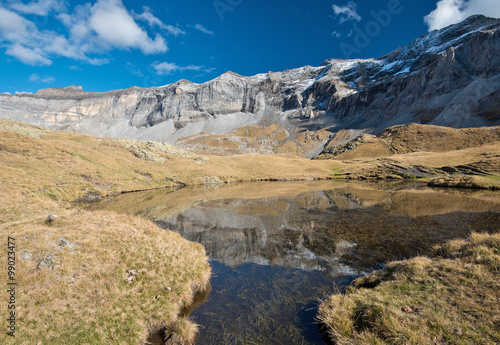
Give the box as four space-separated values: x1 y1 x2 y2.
332 1 362 23
0 0 168 66
89 0 167 54
424 0 500 31
57 4 93 43
1 90 35 95
133 6 186 36
0 7 94 65
29 73 41 81
125 61 143 77
10 0 66 16
86 57 109 65
6 43 52 65
152 61 213 75
194 24 214 35
29 73 55 83
0 7 31 41
164 25 185 36
69 65 82 71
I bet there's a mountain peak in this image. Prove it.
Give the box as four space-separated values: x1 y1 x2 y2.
380 15 500 65
440 14 498 31
1 15 498 157
219 71 242 78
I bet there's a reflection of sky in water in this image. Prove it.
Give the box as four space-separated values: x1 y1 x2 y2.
91 181 500 345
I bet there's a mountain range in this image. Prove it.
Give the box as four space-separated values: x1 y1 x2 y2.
1 15 499 158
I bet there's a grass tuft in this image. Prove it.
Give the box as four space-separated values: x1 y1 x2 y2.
164 318 199 345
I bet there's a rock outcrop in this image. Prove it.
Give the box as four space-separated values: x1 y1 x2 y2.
1 15 499 157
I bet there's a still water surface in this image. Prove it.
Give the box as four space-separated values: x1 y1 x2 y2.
90 181 500 345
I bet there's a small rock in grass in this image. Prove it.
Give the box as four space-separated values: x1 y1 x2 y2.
401 305 420 314
58 237 76 250
46 214 59 224
37 254 57 270
21 250 32 260
125 269 138 283
56 276 75 284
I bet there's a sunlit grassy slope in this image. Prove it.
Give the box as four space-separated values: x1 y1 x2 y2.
0 211 210 344
0 117 341 344
0 118 342 224
318 232 500 345
1 117 499 344
0 119 213 344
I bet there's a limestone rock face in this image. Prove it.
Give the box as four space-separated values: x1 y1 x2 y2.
0 15 499 157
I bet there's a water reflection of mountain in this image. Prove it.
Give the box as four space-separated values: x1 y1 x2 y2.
90 181 500 276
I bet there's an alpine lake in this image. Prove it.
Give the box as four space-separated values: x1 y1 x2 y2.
88 180 500 345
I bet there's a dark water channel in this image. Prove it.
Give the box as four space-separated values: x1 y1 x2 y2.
90 181 500 345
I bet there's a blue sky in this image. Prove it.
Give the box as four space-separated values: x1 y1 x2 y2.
0 0 499 93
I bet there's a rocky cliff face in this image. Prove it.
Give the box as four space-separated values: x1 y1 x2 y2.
1 15 499 157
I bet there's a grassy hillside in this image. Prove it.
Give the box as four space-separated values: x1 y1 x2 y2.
0 119 214 344
0 118 346 224
0 211 210 345
318 232 500 345
319 123 500 160
317 123 500 187
177 123 333 157
0 118 342 345
1 117 499 344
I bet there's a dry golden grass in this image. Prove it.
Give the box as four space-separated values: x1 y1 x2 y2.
0 119 216 344
320 124 500 160
164 318 199 345
392 143 500 171
0 118 341 223
318 232 500 345
318 124 500 182
0 118 343 344
323 142 500 181
381 123 500 154
0 211 210 345
1 118 499 344
323 134 393 160
177 124 332 156
314 124 500 183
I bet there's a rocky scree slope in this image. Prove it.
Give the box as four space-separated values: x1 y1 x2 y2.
1 15 499 157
